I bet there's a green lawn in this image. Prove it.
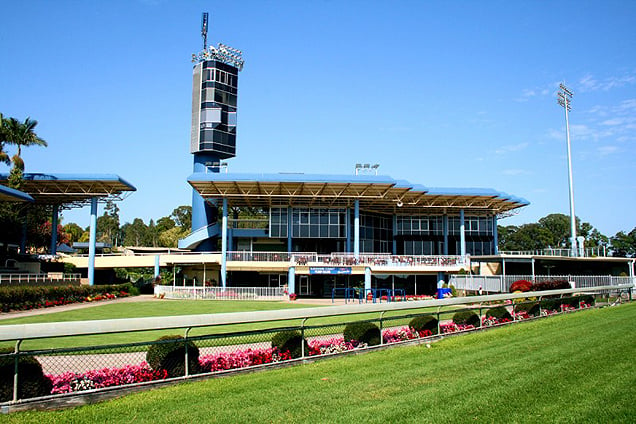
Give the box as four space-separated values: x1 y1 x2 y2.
2 303 635 423
0 299 447 350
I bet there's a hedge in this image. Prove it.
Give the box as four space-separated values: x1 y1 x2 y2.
0 283 137 312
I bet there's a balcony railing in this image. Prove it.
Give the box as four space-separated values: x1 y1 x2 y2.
499 247 608 257
0 273 81 286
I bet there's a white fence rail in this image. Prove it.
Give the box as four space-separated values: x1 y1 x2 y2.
449 274 635 293
0 273 81 286
154 285 286 300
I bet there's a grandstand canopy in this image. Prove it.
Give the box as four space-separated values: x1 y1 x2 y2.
188 173 529 215
0 184 34 202
0 173 136 207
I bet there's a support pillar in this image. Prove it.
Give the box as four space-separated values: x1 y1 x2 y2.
50 204 59 255
459 209 466 257
364 267 371 292
154 255 160 278
354 200 360 258
20 210 27 254
531 258 535 281
88 197 98 286
220 198 228 290
288 266 296 295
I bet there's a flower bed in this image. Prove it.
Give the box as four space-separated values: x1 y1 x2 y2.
0 283 134 313
199 347 291 372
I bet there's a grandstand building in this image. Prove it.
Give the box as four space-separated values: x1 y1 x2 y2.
178 25 530 296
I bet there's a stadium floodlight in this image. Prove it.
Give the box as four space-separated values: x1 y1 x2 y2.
557 82 578 257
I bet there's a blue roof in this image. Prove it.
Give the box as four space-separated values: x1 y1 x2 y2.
188 172 530 212
0 185 34 202
1 173 136 191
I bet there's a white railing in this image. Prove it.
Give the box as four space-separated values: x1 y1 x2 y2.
227 251 468 268
499 247 608 257
0 273 81 286
154 285 286 300
449 274 635 293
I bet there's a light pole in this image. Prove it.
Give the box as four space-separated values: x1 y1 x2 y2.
557 83 578 257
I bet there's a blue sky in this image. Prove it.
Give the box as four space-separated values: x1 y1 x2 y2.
1 0 635 237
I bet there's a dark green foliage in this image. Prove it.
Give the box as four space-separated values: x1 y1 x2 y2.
0 283 135 312
539 297 561 311
578 294 595 306
409 315 439 335
0 347 52 402
485 306 512 320
271 330 308 359
531 280 571 291
514 301 540 317
146 335 201 378
452 310 480 327
343 321 381 346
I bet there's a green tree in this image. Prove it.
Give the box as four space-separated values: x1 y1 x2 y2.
122 218 148 246
171 206 192 230
1 116 47 171
96 201 121 246
610 228 636 258
63 222 85 244
0 113 11 166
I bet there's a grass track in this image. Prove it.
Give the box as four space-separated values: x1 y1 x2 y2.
2 303 635 423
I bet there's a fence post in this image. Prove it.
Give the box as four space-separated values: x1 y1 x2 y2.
379 311 386 345
13 340 22 402
301 318 307 358
436 306 442 335
184 328 191 377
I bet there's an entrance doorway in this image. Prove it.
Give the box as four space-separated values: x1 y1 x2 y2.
299 275 310 295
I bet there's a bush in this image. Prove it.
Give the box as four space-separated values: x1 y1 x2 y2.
270 330 308 359
514 301 540 316
0 347 52 402
452 310 480 327
485 306 512 320
539 297 561 311
343 321 381 346
531 280 571 291
146 335 200 378
509 280 533 292
409 315 439 335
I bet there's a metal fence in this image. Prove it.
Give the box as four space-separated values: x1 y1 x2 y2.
0 274 81 287
0 284 631 411
154 285 286 300
449 275 635 293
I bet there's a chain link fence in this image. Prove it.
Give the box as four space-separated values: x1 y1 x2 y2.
1 284 632 409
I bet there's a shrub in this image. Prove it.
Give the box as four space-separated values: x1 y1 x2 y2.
343 321 381 346
531 280 571 292
0 347 52 402
509 279 533 292
271 330 308 359
578 294 595 306
539 297 561 311
514 301 540 317
146 335 201 378
452 310 480 327
485 306 512 320
408 315 439 335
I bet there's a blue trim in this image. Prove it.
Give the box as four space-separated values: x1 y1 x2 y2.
88 198 98 286
0 173 136 191
0 185 34 202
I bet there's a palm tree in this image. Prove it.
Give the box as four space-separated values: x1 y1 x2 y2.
3 116 47 168
0 113 11 165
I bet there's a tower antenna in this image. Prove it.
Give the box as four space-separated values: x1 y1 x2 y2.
201 12 209 51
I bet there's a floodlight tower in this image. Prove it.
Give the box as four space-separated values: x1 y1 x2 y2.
190 12 244 251
557 83 578 257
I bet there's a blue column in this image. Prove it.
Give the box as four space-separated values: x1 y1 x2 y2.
88 197 98 286
287 207 292 253
50 204 59 255
459 209 466 257
354 200 360 257
392 215 397 255
221 198 228 289
364 267 372 292
154 255 160 278
228 227 233 253
191 153 220 252
492 215 499 255
288 266 296 295
443 214 449 256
